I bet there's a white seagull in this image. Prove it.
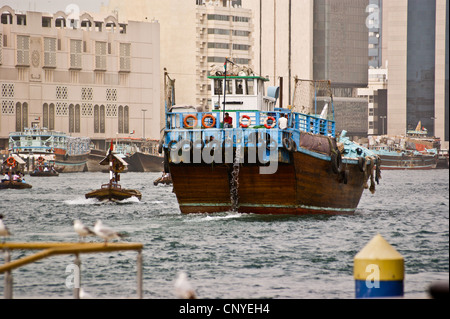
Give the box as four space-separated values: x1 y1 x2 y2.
74 220 95 242
0 214 12 243
174 271 197 299
93 220 126 244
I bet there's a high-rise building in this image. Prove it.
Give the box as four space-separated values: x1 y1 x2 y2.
105 0 253 115
382 0 449 149
0 5 160 150
244 0 369 137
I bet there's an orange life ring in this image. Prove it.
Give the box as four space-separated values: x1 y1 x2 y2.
6 157 16 167
202 114 216 128
264 116 276 129
37 156 44 163
184 115 198 129
239 115 252 128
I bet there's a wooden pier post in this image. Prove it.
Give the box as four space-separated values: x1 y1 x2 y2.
4 249 13 299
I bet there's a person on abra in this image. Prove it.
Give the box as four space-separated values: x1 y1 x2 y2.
1 172 9 183
223 113 233 128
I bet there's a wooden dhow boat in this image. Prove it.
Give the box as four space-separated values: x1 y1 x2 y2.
160 62 381 215
85 143 142 201
0 156 32 189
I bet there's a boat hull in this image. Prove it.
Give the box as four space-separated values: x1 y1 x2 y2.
85 186 142 201
0 181 32 189
54 153 89 173
30 171 59 177
125 152 164 172
376 153 438 170
169 150 371 215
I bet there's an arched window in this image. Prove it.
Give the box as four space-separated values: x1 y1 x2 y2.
49 103 55 130
15 102 21 132
43 103 49 128
100 104 105 133
75 104 80 132
118 105 124 133
22 102 28 129
124 106 129 133
94 104 99 133
69 103 74 132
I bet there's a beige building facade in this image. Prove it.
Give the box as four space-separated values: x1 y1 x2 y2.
105 0 253 115
382 0 449 149
0 6 160 150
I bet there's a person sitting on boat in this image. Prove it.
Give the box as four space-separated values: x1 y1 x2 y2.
223 113 233 128
278 114 288 130
1 173 9 183
12 173 20 182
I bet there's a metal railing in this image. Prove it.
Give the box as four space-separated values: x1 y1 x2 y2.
0 242 144 299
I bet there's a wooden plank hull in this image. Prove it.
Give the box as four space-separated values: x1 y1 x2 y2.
0 181 32 189
169 150 371 215
125 152 164 172
377 153 438 170
85 186 142 201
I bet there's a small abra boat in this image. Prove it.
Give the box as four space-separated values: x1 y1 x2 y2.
0 156 32 189
85 143 142 202
29 156 59 177
153 173 172 186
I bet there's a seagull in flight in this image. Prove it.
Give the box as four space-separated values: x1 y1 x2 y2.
0 214 12 243
93 220 126 244
174 271 197 299
74 220 95 242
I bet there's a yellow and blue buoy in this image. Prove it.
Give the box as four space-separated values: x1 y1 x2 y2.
354 234 404 298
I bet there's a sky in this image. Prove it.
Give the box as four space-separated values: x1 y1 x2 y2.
0 0 105 14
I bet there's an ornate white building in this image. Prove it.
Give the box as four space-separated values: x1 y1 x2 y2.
0 6 160 151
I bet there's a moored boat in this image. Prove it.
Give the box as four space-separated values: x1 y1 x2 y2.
8 127 90 173
160 63 381 215
85 142 142 202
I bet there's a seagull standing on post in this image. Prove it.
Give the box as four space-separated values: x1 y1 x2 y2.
93 220 125 245
74 220 95 242
0 214 12 243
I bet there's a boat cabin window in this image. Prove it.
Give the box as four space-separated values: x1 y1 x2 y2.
236 80 244 95
225 80 233 94
214 79 223 95
246 79 254 95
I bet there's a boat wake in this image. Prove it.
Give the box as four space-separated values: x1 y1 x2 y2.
192 213 243 222
64 196 141 205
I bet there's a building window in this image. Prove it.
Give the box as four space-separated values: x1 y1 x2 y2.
214 79 223 95
70 39 82 69
119 43 131 72
232 16 249 23
15 102 28 132
232 44 249 51
95 41 107 70
246 79 254 95
16 35 30 66
208 28 231 35
208 42 229 49
207 14 230 21
232 30 250 37
69 104 81 133
118 105 124 133
94 104 99 133
100 105 105 133
124 106 129 133
43 103 48 128
44 37 57 67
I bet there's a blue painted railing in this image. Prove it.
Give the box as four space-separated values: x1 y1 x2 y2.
164 110 335 151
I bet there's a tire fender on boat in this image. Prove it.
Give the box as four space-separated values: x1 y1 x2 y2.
282 137 296 152
331 149 343 174
358 157 366 172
